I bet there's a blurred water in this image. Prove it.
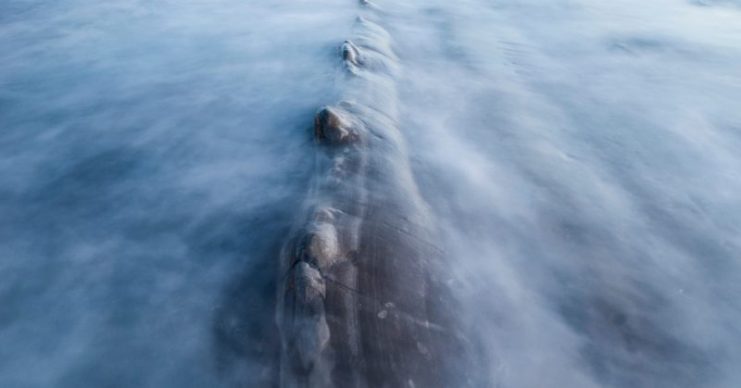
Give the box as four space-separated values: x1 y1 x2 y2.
1 0 740 387
0 1 354 386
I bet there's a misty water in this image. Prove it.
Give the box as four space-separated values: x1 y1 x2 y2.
1 0 741 387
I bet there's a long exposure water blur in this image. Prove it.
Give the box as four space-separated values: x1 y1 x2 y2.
1 0 740 387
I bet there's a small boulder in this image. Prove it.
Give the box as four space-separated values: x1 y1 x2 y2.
314 107 359 145
342 40 361 66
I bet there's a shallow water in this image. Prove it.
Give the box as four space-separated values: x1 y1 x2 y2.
1 1 740 387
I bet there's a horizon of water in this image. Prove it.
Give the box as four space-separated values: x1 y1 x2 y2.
1 1 741 387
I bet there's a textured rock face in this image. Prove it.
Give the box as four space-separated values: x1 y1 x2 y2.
276 4 471 388
314 107 360 146
284 262 329 373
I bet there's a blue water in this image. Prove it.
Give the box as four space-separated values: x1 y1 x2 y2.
1 1 741 387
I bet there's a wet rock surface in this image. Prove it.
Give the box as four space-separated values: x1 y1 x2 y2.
276 5 472 387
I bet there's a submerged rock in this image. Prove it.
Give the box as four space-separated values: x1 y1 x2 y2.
282 262 330 375
342 40 361 66
278 8 473 388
